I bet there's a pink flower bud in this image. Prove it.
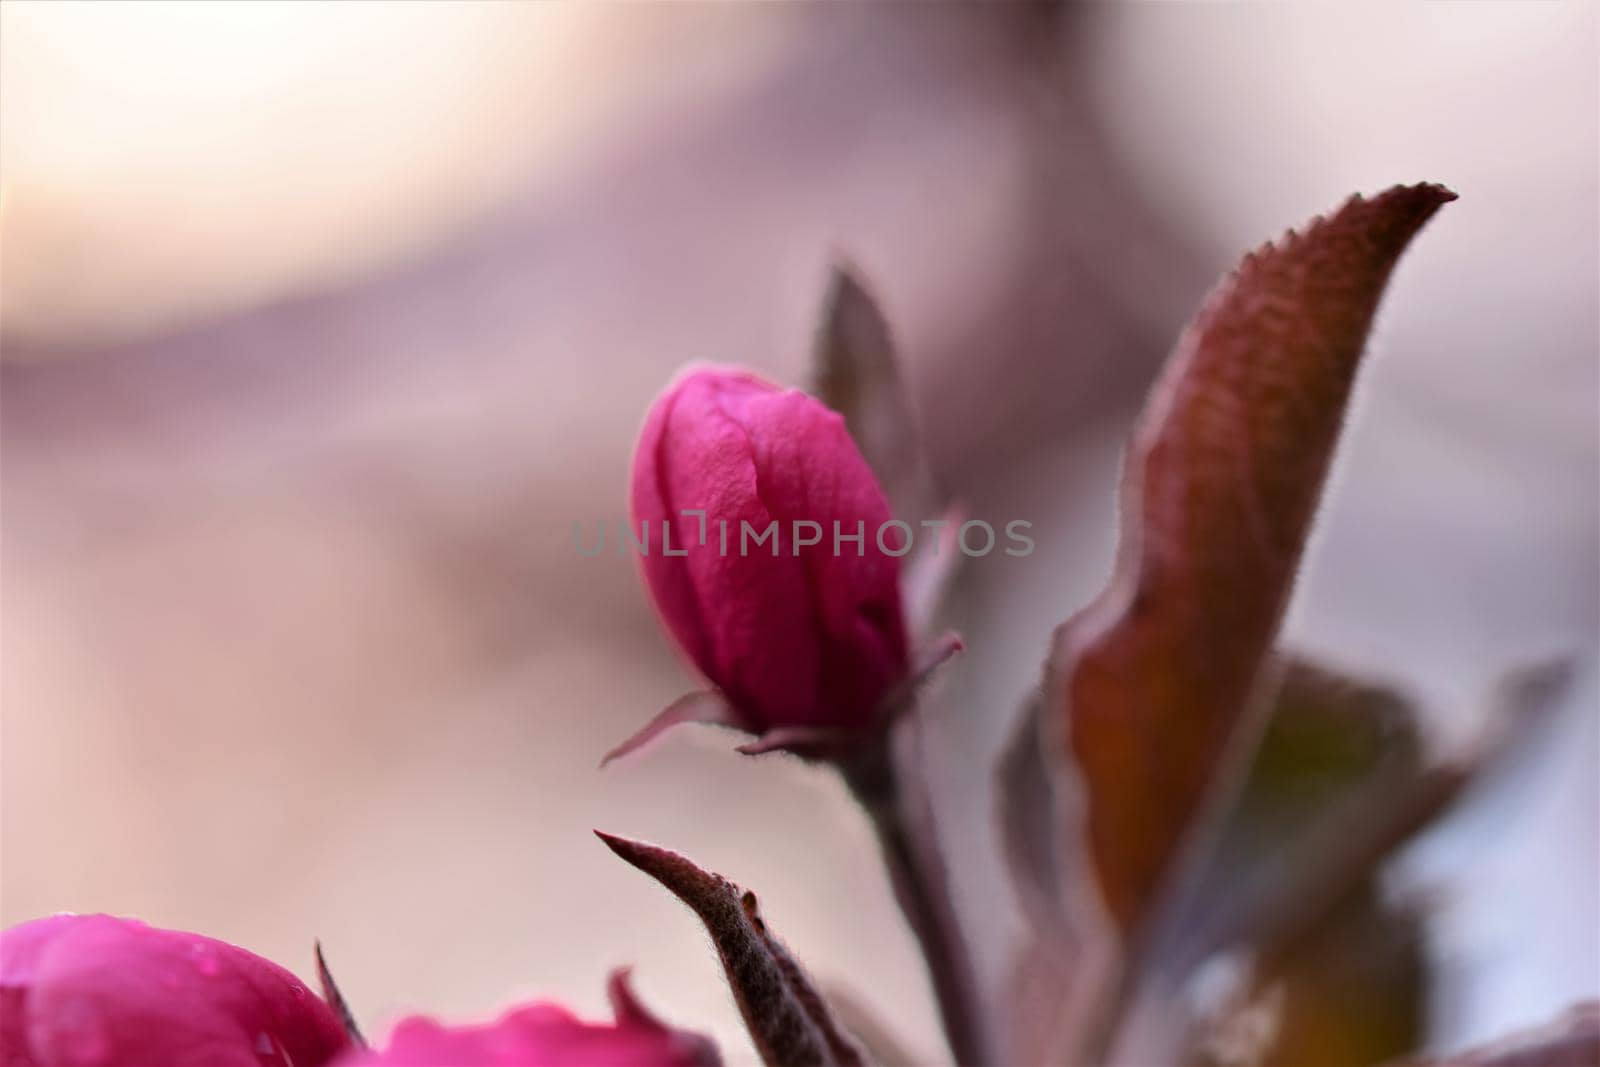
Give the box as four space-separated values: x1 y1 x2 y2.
335 971 719 1067
631 366 910 734
1 914 349 1067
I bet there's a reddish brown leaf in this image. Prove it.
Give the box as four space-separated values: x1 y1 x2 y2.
595 831 866 1067
1053 184 1455 931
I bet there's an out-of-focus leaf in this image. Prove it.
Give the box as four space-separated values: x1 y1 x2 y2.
1175 658 1575 1067
1184 657 1571 981
1000 689 1069 941
1394 1002 1600 1066
1263 891 1426 1067
595 831 866 1067
1175 657 1423 960
811 264 954 639
1050 184 1455 932
1180 659 1427 1067
822 984 923 1067
1192 892 1427 1067
1234 659 1423 818
997 688 1084 1065
811 263 935 525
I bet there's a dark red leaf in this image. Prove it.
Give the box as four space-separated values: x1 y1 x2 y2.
1052 184 1455 931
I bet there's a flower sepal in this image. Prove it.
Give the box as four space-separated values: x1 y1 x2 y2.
604 631 963 766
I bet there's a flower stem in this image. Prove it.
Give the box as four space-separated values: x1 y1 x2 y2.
841 733 989 1067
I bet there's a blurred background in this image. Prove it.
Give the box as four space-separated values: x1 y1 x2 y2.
1 2 1595 1063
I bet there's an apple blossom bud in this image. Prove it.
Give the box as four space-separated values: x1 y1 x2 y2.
334 970 720 1067
1 914 349 1067
631 366 909 734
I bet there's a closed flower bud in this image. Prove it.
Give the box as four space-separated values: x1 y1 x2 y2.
630 366 910 737
1 914 349 1067
335 971 719 1067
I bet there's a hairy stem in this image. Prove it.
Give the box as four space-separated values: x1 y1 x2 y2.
841 733 989 1067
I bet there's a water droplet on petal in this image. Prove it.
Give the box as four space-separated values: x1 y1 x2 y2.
189 941 222 977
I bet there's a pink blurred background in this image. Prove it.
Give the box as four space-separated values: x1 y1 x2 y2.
2 3 1595 1062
